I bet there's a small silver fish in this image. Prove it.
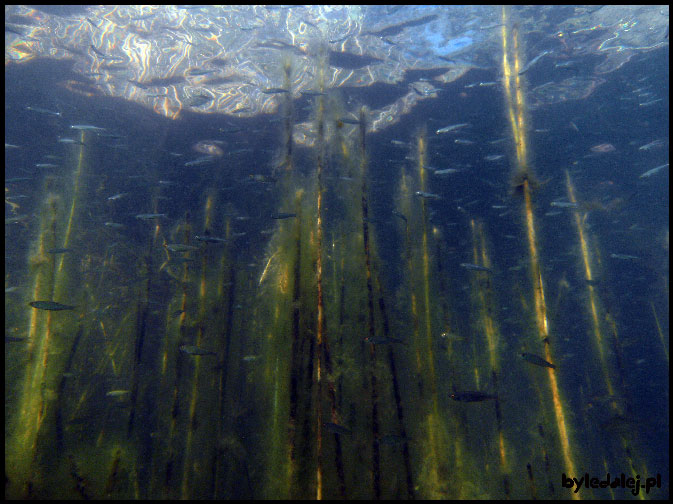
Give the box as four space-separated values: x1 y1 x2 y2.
638 139 666 151
106 390 130 397
58 138 85 145
414 191 441 200
262 87 289 94
390 140 410 147
107 193 128 201
436 123 469 134
460 263 492 273
195 235 227 243
518 50 552 75
550 201 579 209
179 345 216 356
610 253 640 260
135 213 167 220
70 124 106 131
26 106 61 116
639 163 668 179
440 332 464 342
184 156 216 167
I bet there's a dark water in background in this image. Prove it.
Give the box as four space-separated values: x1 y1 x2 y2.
5 41 668 499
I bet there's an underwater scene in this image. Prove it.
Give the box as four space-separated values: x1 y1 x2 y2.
5 5 669 500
